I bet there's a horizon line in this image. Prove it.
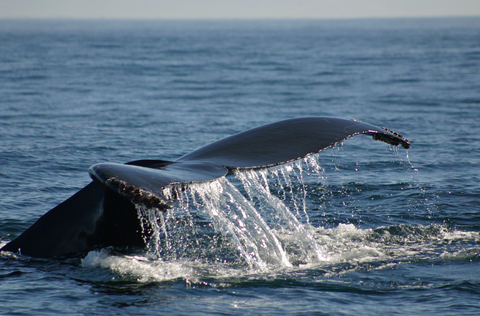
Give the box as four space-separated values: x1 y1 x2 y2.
1 15 480 21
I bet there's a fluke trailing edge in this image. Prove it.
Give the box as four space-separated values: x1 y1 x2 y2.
1 117 410 258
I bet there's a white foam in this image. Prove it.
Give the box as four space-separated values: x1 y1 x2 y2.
81 249 195 283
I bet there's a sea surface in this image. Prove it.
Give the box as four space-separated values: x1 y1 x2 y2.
1 18 480 315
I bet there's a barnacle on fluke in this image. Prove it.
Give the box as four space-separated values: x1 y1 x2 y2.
381 127 410 149
351 118 410 149
1 117 410 258
106 177 172 210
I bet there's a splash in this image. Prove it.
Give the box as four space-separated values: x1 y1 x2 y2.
127 155 331 271
234 168 327 264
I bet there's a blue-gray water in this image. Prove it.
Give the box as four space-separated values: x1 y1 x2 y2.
1 18 480 315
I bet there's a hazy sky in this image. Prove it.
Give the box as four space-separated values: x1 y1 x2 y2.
1 0 480 19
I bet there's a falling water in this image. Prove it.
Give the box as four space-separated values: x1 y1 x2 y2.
134 156 329 270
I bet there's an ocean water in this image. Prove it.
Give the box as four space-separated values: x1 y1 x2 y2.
1 17 480 315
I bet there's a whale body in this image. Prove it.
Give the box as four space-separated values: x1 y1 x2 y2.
1 117 410 258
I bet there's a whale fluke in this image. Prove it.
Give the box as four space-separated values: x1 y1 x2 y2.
177 117 409 168
1 117 410 258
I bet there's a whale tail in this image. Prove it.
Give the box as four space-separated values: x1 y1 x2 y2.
1 117 409 258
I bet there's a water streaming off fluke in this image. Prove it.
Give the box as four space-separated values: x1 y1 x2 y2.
133 156 330 271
